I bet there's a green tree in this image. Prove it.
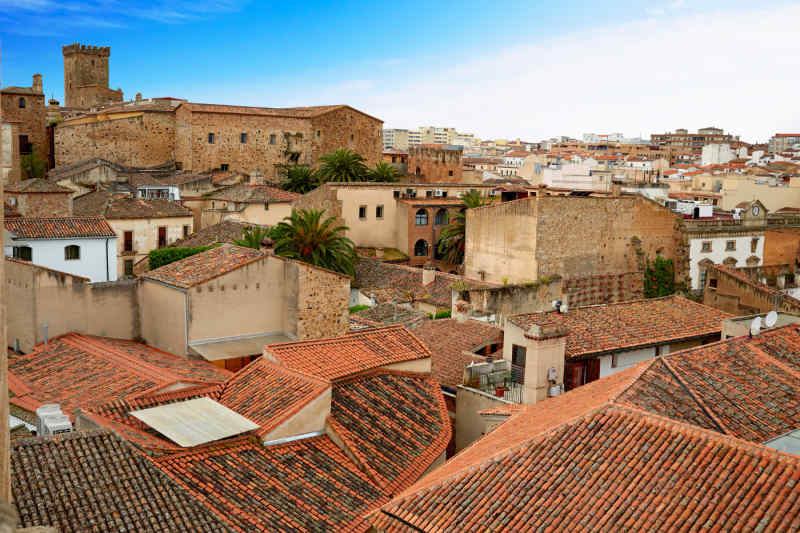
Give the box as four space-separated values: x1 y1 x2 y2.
278 165 320 194
317 149 368 182
20 153 47 180
271 208 358 276
368 162 400 182
644 256 676 298
234 226 270 249
435 190 487 265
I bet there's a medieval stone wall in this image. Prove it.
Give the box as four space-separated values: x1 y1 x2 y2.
8 192 72 217
1 91 47 183
310 107 382 167
292 261 350 340
54 111 176 167
408 146 463 183
62 44 110 108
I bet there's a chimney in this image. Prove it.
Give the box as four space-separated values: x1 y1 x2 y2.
32 74 42 93
135 92 142 102
504 320 567 404
422 263 436 285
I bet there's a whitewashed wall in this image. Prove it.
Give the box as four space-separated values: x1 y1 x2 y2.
4 237 117 282
689 235 764 290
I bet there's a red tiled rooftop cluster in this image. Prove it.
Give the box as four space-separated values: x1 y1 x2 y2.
4 216 116 239
143 244 265 289
509 295 731 358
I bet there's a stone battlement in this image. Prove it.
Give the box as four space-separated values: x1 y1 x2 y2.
62 43 110 56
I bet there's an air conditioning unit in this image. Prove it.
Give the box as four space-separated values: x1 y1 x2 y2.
489 190 498 196
434 189 444 197
36 404 72 436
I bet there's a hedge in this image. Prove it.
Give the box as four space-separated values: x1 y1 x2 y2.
430 309 452 320
349 304 370 314
149 245 217 270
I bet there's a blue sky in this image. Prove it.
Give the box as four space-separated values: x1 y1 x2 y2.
2 1 798 142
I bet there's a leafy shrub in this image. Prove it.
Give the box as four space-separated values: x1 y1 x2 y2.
430 309 452 320
644 256 676 298
149 245 216 270
349 304 370 314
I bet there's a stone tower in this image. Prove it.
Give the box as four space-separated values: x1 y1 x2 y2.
62 43 114 108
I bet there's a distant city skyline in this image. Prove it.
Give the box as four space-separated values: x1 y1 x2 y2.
1 0 798 143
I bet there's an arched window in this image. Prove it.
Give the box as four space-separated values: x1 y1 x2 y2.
723 257 737 267
18 97 25 109
415 209 428 226
698 258 714 291
64 245 80 260
434 208 448 226
414 239 429 257
746 256 760 267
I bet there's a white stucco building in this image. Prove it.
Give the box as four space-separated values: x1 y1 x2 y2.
4 216 118 282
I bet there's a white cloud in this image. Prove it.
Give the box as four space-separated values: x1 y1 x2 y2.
284 2 800 143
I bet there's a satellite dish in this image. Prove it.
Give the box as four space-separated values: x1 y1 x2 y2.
765 311 778 328
560 304 568 314
750 316 762 337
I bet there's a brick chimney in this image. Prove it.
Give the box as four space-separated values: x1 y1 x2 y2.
32 74 42 93
135 92 142 102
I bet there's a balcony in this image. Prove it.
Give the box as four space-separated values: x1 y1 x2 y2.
463 359 524 403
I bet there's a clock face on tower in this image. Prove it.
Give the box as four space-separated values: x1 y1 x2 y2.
753 205 760 216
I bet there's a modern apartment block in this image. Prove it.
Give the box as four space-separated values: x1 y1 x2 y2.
384 125 477 151
650 127 740 151
769 133 800 153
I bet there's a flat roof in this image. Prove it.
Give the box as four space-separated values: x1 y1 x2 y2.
189 332 293 361
131 397 259 447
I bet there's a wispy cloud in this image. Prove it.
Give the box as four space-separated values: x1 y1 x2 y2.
0 0 248 35
281 2 800 142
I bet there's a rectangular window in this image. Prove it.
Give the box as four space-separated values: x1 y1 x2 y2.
393 190 400 199
124 231 133 252
18 135 32 155
448 170 454 176
726 240 736 251
13 246 32 261
208 133 215 144
124 259 134 277
701 241 712 253
751 238 759 253
158 226 167 248
358 205 367 219
316 130 321 137
240 133 247 143
269 134 276 145
376 205 384 219
220 163 229 171
511 345 527 367
183 225 190 238
64 245 80 260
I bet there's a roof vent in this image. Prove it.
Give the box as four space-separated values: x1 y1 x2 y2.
36 404 72 436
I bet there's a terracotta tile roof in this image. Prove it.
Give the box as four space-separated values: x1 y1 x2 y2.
265 325 431 381
0 86 42 95
352 302 429 329
171 221 261 247
411 319 502 388
8 333 230 416
154 435 388 532
508 295 731 359
206 183 300 203
373 325 800 532
217 359 329 437
12 431 234 533
355 258 493 308
74 188 192 219
329 371 450 494
143 244 265 289
4 216 116 239
373 403 800 532
5 178 72 193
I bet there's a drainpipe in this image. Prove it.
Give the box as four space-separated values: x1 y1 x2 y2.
43 323 48 345
105 238 110 281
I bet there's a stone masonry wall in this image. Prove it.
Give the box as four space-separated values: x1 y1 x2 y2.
175 105 312 177
310 107 383 167
55 111 175 167
294 262 350 340
9 192 72 217
291 184 342 223
1 91 47 183
62 44 110 108
408 146 463 183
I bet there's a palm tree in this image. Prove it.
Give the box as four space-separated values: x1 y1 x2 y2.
368 162 400 182
271 208 358 276
435 191 487 265
234 226 271 249
279 165 320 194
317 149 368 182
